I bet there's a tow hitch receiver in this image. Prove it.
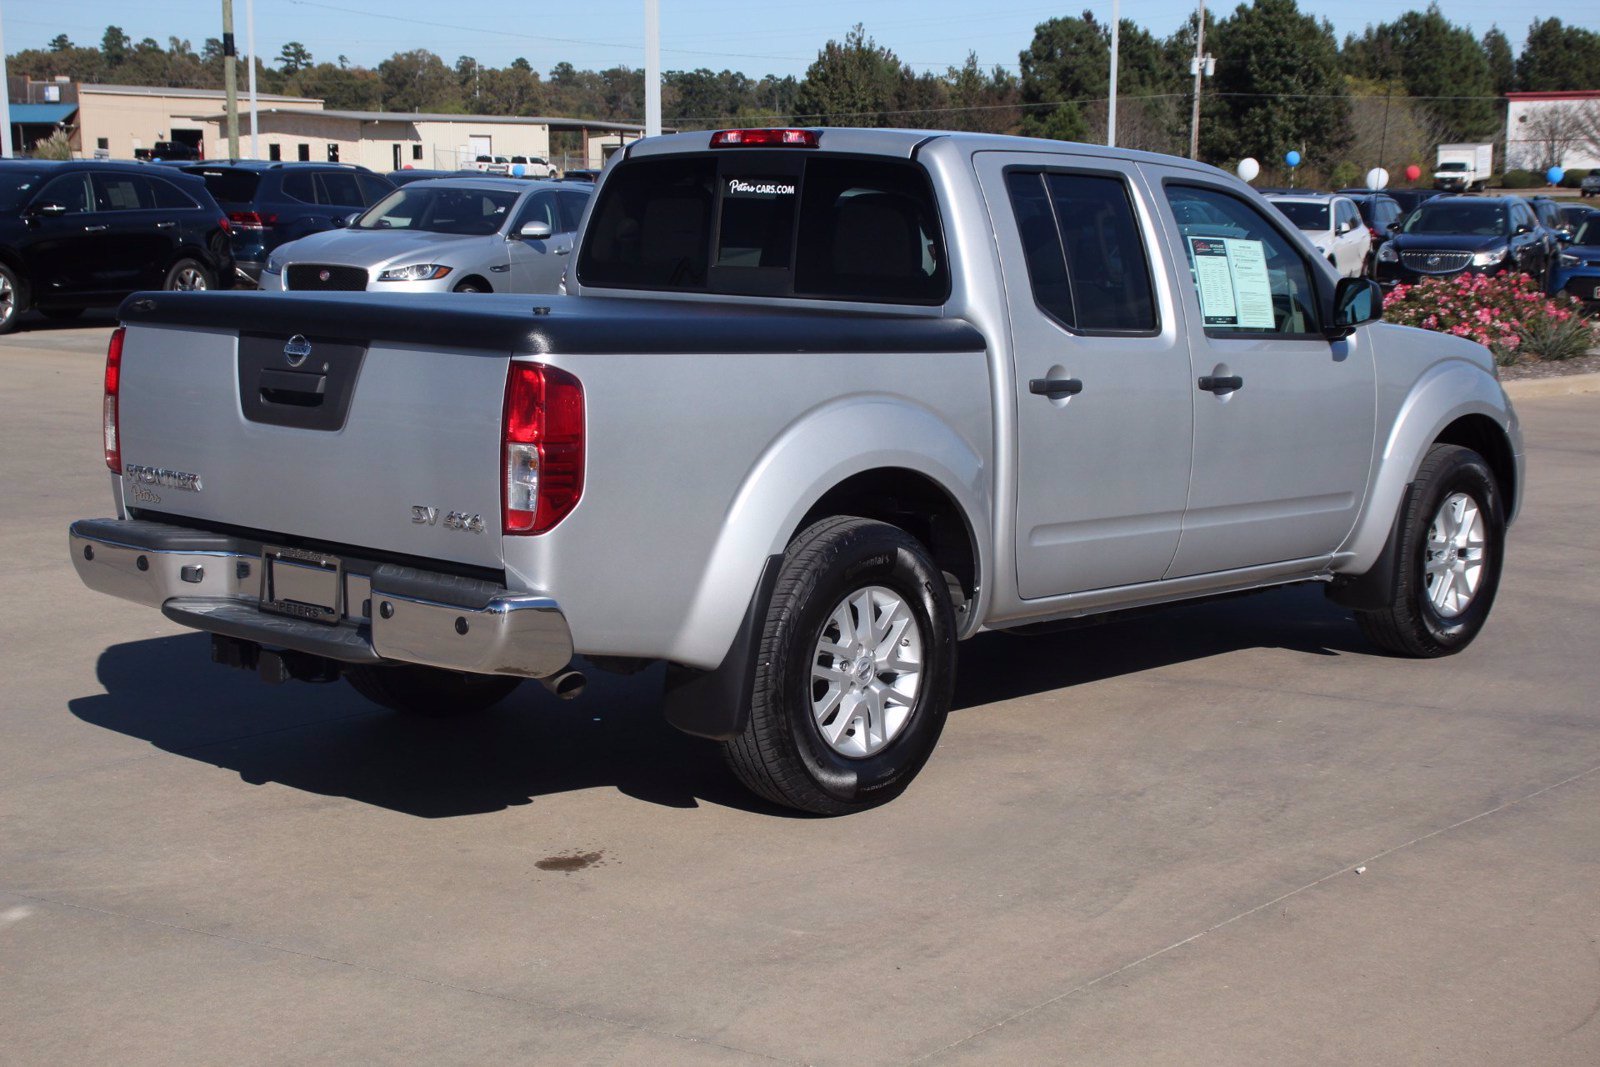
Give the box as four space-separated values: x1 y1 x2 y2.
211 634 342 685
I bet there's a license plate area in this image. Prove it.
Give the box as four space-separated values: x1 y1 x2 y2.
260 545 342 624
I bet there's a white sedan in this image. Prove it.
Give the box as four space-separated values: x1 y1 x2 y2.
1267 193 1373 278
260 177 591 295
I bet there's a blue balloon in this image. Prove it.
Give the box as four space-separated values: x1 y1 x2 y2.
1547 166 1565 185
511 164 526 178
1285 150 1302 168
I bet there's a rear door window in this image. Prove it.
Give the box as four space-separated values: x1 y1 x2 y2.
280 172 317 203
1005 169 1156 334
92 174 154 211
578 153 947 304
555 190 591 232
356 173 392 205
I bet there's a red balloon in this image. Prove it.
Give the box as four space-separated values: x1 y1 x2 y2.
1405 164 1422 182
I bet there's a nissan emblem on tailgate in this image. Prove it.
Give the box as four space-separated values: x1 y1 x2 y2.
283 335 312 367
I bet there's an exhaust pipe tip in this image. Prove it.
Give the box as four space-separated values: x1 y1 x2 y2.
540 669 586 700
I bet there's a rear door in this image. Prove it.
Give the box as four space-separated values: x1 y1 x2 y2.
975 151 1194 598
91 173 170 291
1152 177 1376 577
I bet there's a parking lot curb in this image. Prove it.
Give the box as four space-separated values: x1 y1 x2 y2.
1503 372 1600 399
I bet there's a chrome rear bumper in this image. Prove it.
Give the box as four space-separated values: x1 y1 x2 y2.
68 518 573 679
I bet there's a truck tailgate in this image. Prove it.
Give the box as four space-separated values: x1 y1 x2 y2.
117 320 508 571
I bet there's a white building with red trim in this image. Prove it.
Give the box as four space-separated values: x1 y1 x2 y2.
1505 90 1600 172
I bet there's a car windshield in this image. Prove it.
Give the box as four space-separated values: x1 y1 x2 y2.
0 171 48 213
1437 162 1468 172
1402 201 1507 236
1572 216 1600 245
1273 201 1332 231
356 185 520 235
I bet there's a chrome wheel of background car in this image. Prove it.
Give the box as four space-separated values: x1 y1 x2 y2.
0 273 14 326
170 266 209 291
1423 491 1487 618
810 584 924 758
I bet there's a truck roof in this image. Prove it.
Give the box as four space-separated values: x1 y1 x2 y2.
626 128 1239 182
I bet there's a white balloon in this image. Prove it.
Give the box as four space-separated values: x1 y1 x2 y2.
1237 157 1261 183
1365 167 1390 190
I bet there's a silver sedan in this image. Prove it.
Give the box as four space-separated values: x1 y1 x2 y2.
259 177 592 295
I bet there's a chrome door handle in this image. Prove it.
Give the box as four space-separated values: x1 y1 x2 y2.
554 246 571 256
1029 377 1083 398
156 221 177 229
83 224 109 232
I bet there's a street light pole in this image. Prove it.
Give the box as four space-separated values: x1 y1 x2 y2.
1189 0 1205 161
1107 0 1119 147
0 2 12 159
644 0 661 137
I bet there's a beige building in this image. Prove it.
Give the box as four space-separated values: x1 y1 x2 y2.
76 84 322 159
185 108 649 172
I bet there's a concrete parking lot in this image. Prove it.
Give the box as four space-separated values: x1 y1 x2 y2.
3 317 1598 1065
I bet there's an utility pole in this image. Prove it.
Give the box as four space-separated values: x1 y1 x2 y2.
644 0 661 137
1188 0 1208 161
0 2 12 159
1107 0 1119 147
222 0 240 159
247 0 258 158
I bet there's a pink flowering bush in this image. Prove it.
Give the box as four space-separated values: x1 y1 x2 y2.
1382 271 1599 365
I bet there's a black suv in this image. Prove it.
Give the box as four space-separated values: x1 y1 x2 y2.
179 162 395 284
0 159 235 334
1374 195 1554 288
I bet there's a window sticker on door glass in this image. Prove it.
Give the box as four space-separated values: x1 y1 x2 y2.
1187 236 1275 329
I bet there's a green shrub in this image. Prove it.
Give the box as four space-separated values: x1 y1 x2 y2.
1329 161 1361 190
1500 169 1538 188
1562 168 1591 188
1518 310 1598 361
30 130 72 161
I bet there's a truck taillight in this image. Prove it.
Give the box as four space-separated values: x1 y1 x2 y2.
104 327 125 474
503 362 584 534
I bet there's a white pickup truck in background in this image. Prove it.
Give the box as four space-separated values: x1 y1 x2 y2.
71 128 1523 814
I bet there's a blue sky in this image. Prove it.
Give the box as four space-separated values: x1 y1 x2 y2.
5 0 1595 80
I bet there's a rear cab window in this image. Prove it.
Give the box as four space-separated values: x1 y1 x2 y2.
577 152 948 305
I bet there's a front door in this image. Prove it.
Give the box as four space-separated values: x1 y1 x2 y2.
505 190 573 293
1153 178 1377 577
975 152 1195 599
21 172 99 296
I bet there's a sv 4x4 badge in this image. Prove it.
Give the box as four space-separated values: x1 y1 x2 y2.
411 505 485 533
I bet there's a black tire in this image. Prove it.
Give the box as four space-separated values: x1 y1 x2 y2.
164 258 214 291
344 663 521 717
724 516 957 815
38 306 84 321
453 279 489 293
0 262 24 335
1356 444 1506 657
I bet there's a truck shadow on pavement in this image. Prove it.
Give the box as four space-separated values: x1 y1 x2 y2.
69 584 1367 818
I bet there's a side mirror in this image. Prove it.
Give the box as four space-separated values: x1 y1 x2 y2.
518 219 553 240
336 212 360 228
1558 230 1575 243
1515 223 1532 235
1327 276 1383 339
1386 221 1401 232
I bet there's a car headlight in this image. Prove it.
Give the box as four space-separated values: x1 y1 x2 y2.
376 264 452 282
1560 252 1581 268
1471 247 1508 267
1376 243 1397 262
263 255 284 276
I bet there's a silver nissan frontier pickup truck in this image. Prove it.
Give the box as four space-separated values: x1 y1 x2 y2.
71 128 1523 814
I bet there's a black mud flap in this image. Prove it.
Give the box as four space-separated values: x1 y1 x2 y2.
662 555 782 741
1325 495 1407 610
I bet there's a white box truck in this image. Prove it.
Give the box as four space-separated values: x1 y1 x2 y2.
1434 143 1494 192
